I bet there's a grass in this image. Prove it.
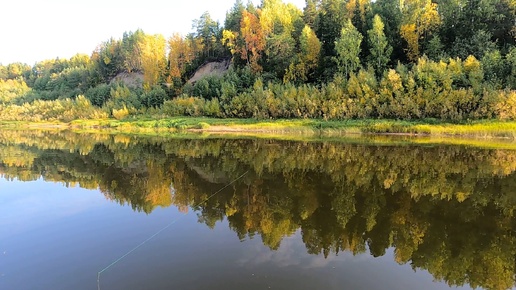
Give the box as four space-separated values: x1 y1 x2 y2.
2 117 516 139
3 117 516 150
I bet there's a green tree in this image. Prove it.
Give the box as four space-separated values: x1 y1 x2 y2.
367 14 392 77
303 0 318 28
193 12 222 59
121 30 145 73
265 33 296 79
437 0 515 58
225 0 245 32
335 20 363 77
372 0 405 62
315 0 347 80
91 38 125 82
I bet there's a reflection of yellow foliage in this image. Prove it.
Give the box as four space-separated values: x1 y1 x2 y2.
0 147 36 167
113 135 131 146
225 199 238 217
260 217 273 234
146 189 172 208
145 162 173 208
455 192 468 202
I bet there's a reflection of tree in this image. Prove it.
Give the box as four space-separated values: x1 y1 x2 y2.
1 130 516 289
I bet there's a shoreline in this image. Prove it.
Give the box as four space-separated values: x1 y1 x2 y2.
1 117 516 139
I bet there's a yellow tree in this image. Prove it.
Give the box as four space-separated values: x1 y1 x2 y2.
168 33 194 79
139 34 167 90
240 10 266 72
400 0 441 61
221 29 238 56
284 25 321 82
260 0 297 36
346 0 370 25
259 0 303 78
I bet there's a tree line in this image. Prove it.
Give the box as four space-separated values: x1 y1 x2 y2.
1 0 515 121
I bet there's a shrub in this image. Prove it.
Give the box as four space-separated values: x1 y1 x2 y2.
0 95 107 122
197 122 210 129
162 96 206 117
112 106 130 120
497 90 516 120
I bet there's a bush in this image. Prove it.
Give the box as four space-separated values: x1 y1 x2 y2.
85 84 111 107
497 90 516 120
197 122 210 129
112 106 130 120
162 96 206 117
0 95 108 122
141 86 167 108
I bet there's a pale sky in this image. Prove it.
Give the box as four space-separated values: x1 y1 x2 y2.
0 0 305 65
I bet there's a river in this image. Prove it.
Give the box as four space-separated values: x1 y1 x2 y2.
1 130 515 290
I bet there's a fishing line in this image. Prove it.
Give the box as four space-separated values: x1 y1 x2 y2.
97 170 249 290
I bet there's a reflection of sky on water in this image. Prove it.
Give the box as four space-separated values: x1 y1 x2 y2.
0 178 106 237
235 230 469 290
236 231 353 268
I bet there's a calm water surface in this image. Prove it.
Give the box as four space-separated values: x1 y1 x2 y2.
1 130 515 290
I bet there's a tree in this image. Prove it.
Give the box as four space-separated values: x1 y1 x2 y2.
260 0 302 36
436 0 515 57
284 25 321 82
91 38 125 82
69 54 91 68
121 30 144 73
259 0 303 78
315 0 347 79
400 0 441 61
225 0 245 32
240 10 266 73
372 0 405 63
168 33 195 79
265 33 296 79
303 0 319 29
507 47 516 89
367 14 392 77
192 12 222 59
450 30 497 60
335 20 363 77
346 0 371 34
139 34 167 90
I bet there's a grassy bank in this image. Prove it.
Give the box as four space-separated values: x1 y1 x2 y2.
2 117 516 138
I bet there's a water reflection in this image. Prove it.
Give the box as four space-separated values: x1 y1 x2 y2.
1 130 516 289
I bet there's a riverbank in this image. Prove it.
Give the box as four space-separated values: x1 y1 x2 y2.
2 117 516 138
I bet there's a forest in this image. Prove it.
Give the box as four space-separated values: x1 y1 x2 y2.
0 0 515 122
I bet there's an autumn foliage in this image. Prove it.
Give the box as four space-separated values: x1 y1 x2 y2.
0 0 515 122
